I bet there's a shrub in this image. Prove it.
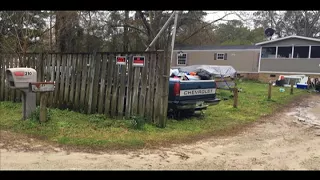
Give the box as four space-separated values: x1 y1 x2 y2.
29 106 52 123
130 116 146 130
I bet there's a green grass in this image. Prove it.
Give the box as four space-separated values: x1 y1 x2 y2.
0 80 308 149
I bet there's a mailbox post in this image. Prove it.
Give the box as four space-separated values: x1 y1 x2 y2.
29 82 55 123
6 68 37 120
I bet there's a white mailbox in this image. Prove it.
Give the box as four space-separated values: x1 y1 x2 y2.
6 68 37 89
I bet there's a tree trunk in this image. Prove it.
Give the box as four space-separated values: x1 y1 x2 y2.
49 11 53 51
123 11 129 52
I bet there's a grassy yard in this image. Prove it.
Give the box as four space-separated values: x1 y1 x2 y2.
0 80 307 149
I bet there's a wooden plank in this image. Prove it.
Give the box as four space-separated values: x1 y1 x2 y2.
131 64 140 116
53 54 61 106
59 54 67 106
36 54 42 105
42 53 48 105
64 54 71 106
157 52 166 128
125 55 134 118
153 53 161 125
0 54 4 101
110 55 119 117
144 54 151 120
74 54 81 110
69 54 77 109
148 53 157 122
48 54 54 107
117 54 127 117
85 54 92 113
79 54 88 112
9 55 15 102
13 56 18 102
39 93 48 123
104 54 115 116
138 54 149 117
161 51 171 128
98 53 108 114
87 53 95 114
90 52 101 114
4 54 10 101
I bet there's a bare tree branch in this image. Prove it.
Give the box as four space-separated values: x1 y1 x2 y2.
181 13 233 43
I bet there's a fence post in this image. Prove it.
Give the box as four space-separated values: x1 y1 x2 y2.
39 93 48 123
233 87 238 108
290 82 294 95
268 81 272 100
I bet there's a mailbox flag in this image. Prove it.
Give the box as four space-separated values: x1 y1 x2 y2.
14 72 24 76
133 56 145 67
116 56 126 65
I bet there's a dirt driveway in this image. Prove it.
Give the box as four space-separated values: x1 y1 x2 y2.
1 95 320 170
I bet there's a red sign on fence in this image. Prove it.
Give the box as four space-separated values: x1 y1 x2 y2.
133 56 145 67
116 56 126 65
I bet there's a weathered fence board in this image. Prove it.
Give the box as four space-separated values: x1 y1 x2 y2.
64 54 71 107
98 54 107 114
5 54 9 101
0 51 169 126
79 54 88 112
117 55 127 118
48 54 55 107
125 55 133 118
69 54 77 108
0 54 4 101
91 53 101 114
74 54 82 110
53 54 61 106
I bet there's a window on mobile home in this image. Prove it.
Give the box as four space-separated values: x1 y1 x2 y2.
311 46 320 58
261 47 276 58
177 53 187 65
293 46 309 58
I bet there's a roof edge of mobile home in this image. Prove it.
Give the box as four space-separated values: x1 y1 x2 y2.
255 35 320 46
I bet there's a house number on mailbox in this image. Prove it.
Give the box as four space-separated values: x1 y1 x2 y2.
24 72 32 76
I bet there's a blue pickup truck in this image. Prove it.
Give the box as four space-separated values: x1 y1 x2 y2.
168 78 220 118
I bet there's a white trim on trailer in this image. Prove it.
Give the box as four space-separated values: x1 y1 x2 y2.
308 45 312 58
255 35 320 46
173 49 260 52
259 71 320 75
258 47 262 72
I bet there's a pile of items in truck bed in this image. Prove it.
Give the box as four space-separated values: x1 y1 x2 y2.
170 65 238 90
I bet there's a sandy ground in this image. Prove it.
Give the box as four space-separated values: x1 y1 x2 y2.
1 95 320 170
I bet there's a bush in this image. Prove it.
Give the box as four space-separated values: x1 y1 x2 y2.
130 116 146 130
29 106 52 123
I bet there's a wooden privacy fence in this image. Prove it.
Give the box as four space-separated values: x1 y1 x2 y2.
0 51 170 127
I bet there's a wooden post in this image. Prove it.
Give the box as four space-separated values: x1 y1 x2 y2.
268 81 272 100
233 87 238 108
39 93 48 123
290 83 294 95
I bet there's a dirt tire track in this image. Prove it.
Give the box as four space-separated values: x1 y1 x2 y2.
1 95 320 170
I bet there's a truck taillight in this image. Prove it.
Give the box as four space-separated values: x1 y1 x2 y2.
173 82 180 96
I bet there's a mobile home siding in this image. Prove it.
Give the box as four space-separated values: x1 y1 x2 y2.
259 37 320 73
260 58 320 73
171 50 260 72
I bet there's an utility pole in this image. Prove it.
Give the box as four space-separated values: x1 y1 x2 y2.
170 11 179 64
145 11 176 51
